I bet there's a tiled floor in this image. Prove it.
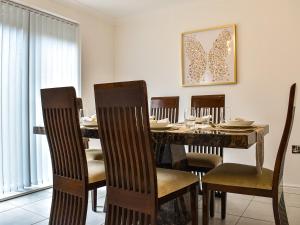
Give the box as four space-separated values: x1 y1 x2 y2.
0 187 300 225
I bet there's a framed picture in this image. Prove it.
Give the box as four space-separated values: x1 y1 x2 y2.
181 24 236 86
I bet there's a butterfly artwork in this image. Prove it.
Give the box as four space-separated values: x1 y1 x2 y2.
181 25 236 86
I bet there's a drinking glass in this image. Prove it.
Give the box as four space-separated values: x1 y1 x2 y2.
184 108 196 129
220 107 231 123
79 109 84 124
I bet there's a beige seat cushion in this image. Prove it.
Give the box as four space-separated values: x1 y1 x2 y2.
157 168 199 198
186 152 222 169
88 160 106 184
203 163 273 190
86 149 103 161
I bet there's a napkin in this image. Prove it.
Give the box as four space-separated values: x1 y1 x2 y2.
157 118 170 124
195 115 212 123
82 114 97 122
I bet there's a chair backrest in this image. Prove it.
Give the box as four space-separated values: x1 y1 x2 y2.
273 83 297 191
94 81 157 225
151 96 179 123
189 94 225 157
41 87 89 224
191 94 225 123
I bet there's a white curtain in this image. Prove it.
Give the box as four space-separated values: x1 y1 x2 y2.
0 0 80 194
0 1 30 193
29 12 80 186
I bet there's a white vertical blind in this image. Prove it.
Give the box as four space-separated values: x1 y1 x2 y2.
0 0 80 194
0 1 30 193
29 12 80 186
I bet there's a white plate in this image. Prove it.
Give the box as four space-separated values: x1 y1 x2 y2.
82 121 97 127
219 123 255 129
225 120 254 126
150 124 173 130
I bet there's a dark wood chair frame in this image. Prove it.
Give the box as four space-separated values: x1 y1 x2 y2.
203 84 297 225
150 96 179 123
41 87 106 224
94 81 199 225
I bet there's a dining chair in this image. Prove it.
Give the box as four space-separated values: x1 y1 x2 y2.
187 94 225 216
202 83 297 225
151 96 179 123
41 87 106 224
94 80 199 225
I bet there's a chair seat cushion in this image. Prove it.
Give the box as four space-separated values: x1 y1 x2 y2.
203 163 273 190
86 149 103 161
88 160 106 184
186 152 222 169
157 168 199 198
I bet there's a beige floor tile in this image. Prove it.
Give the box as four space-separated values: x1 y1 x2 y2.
215 197 251 216
227 193 254 201
209 214 240 225
0 201 16 213
242 201 274 222
0 207 45 225
252 196 272 204
22 198 52 218
237 217 275 225
33 219 49 225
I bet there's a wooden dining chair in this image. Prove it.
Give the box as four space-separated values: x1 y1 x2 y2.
186 95 225 216
94 80 199 225
41 87 106 224
202 83 297 225
151 96 179 123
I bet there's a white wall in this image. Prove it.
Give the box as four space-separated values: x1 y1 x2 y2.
114 0 300 186
20 0 115 114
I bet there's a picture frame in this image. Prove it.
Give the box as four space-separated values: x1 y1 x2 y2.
181 24 237 86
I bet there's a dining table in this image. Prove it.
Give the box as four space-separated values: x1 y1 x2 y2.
33 123 269 225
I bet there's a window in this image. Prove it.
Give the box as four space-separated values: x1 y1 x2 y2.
0 0 80 195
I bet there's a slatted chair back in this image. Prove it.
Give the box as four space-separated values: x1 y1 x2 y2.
273 83 296 195
151 96 179 123
191 95 225 124
41 87 88 225
189 94 225 157
94 81 157 225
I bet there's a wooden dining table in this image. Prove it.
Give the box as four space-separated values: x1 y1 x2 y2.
33 124 269 149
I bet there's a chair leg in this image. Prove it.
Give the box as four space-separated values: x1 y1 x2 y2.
202 184 210 225
221 192 227 219
210 191 215 217
91 189 97 212
273 193 289 225
190 185 199 225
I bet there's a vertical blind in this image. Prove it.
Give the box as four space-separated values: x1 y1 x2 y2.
0 0 80 194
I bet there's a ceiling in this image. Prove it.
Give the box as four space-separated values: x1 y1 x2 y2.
55 0 195 18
